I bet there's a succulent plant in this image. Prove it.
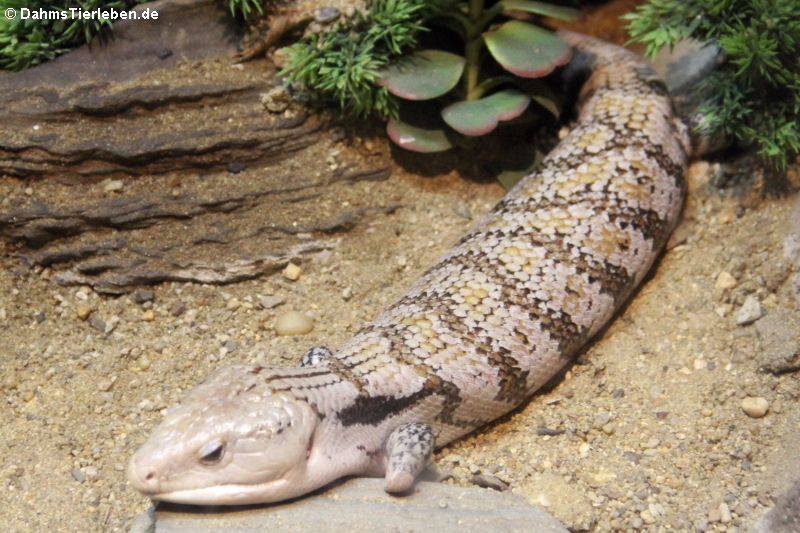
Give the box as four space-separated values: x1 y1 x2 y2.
376 0 577 152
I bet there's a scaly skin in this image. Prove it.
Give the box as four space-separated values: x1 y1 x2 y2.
128 31 691 505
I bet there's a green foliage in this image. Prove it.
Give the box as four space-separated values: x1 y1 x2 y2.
624 0 800 173
283 0 576 152
0 0 149 70
226 0 263 20
282 0 441 119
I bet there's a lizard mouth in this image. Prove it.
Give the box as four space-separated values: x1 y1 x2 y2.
145 477 295 506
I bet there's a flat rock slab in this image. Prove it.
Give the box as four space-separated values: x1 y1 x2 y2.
0 0 319 180
0 0 239 87
0 163 394 293
132 478 569 533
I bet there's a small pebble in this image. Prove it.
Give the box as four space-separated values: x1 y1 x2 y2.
34 311 45 323
736 295 761 325
71 468 86 483
718 502 731 523
535 427 565 436
226 298 241 310
89 316 106 332
226 161 246 174
274 311 314 335
141 309 155 322
579 442 591 458
315 6 340 23
283 263 302 281
103 179 124 192
741 396 769 418
715 271 738 289
261 85 290 113
341 287 353 300
642 438 660 449
470 474 508 491
138 398 155 411
132 289 155 304
20 387 35 402
83 466 99 482
258 294 286 309
649 503 665 520
105 316 120 334
75 304 93 320
170 301 186 316
222 340 238 353
593 412 611 427
454 201 473 220
97 378 115 392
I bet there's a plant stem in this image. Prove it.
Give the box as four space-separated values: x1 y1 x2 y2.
463 0 486 99
468 0 484 23
464 37 483 99
473 75 514 98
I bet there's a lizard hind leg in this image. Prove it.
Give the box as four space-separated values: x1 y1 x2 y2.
384 422 435 493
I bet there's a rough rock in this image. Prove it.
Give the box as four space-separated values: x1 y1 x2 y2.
0 0 399 294
0 0 320 180
754 310 800 374
750 478 800 533
132 478 570 533
1 173 395 293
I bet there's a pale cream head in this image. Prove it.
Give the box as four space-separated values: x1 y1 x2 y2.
127 365 325 505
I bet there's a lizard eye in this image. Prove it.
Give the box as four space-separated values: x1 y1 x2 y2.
198 439 225 465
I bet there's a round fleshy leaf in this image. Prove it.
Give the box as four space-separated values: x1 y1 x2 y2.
377 50 466 101
498 0 578 21
386 117 453 152
483 21 571 78
441 90 530 136
530 93 559 117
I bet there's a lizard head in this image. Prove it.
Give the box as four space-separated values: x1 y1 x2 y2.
127 364 328 505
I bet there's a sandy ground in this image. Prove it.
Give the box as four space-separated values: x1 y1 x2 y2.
2 119 799 533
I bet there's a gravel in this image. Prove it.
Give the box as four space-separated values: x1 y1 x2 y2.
1 151 798 533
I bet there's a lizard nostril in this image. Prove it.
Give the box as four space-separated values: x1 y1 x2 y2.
128 455 161 493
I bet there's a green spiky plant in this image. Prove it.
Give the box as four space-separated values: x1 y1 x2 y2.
281 0 439 122
624 0 800 183
0 0 265 71
225 0 263 20
283 0 577 153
